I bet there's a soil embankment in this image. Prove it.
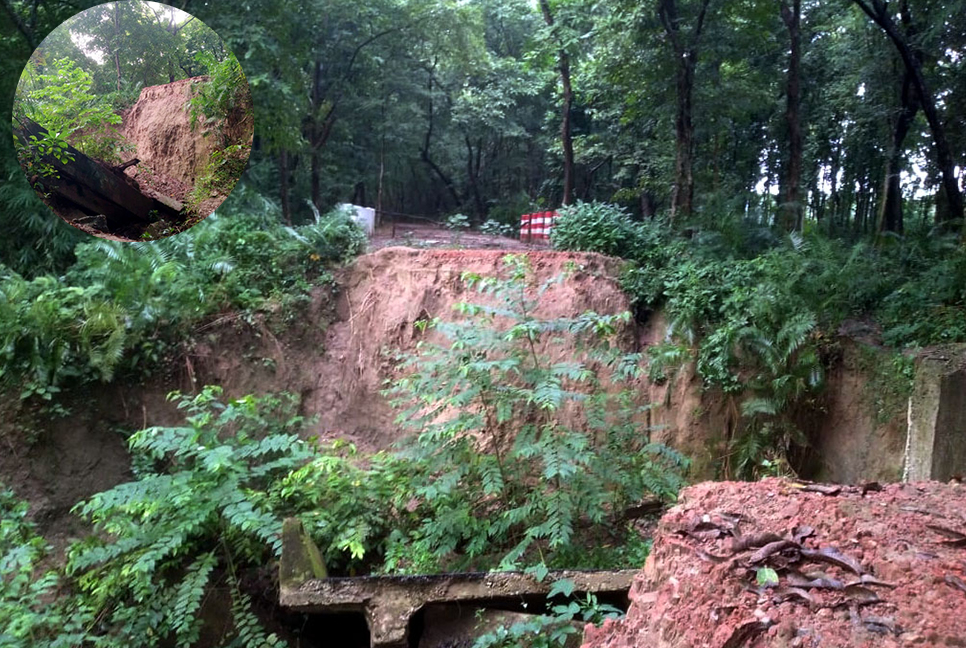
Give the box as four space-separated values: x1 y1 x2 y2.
119 76 223 217
583 478 966 648
0 247 911 530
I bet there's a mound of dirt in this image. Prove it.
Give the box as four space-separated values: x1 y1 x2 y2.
301 247 635 448
121 76 219 188
582 478 966 648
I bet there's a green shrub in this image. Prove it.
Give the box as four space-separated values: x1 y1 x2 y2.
13 57 126 166
480 218 517 238
383 255 688 573
0 205 365 410
184 143 251 216
67 387 307 648
550 201 641 258
188 50 249 136
0 487 92 647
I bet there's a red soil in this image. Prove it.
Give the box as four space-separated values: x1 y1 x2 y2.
583 478 966 648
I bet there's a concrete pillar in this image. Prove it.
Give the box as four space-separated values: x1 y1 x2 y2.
904 346 966 481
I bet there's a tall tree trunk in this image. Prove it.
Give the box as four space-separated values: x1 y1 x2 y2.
279 151 291 226
465 135 486 222
420 63 463 209
674 57 696 219
112 4 122 93
0 0 38 48
309 58 323 210
878 69 917 235
658 0 712 222
853 0 964 225
779 0 802 232
538 0 575 206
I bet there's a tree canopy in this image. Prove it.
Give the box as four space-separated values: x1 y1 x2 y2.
1 0 965 271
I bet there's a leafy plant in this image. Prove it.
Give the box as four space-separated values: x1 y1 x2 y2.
13 57 125 166
0 203 365 411
0 487 92 647
184 143 251 217
187 50 249 139
480 218 517 238
550 201 642 259
67 387 308 648
446 213 471 245
472 580 623 648
383 254 688 572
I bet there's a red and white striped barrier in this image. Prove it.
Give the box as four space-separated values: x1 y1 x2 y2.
520 211 557 243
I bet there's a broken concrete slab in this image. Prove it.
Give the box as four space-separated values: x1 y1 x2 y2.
279 518 636 648
417 605 582 648
283 568 635 648
14 117 182 227
904 345 966 481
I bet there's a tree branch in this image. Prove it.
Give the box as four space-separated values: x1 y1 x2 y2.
1 0 37 49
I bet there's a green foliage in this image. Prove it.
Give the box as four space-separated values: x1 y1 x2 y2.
270 441 406 574
446 213 471 230
0 487 92 647
446 213 471 245
0 271 128 398
480 218 518 238
0 204 364 412
856 348 915 426
550 201 642 259
382 255 688 572
472 587 623 648
14 57 125 166
184 143 251 216
67 387 304 648
188 50 249 136
552 211 966 477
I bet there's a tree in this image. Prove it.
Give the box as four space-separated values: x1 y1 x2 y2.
658 0 713 222
538 0 576 206
778 0 803 231
852 0 965 225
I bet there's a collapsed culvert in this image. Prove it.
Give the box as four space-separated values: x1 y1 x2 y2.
278 519 636 648
14 73 252 241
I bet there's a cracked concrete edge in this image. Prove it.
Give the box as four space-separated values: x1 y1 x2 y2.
279 517 328 591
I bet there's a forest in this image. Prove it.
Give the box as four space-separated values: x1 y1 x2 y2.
0 0 965 647
9 1 252 240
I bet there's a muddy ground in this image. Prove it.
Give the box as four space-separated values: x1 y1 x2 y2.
582 478 966 648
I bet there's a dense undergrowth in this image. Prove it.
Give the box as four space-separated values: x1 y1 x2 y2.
552 201 966 477
0 195 365 409
0 256 686 647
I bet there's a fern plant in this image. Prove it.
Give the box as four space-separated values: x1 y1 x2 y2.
730 311 823 478
384 255 688 573
66 387 311 648
0 487 94 648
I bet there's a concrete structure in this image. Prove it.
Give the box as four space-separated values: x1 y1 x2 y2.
14 117 180 227
279 519 636 648
904 345 966 481
340 203 376 236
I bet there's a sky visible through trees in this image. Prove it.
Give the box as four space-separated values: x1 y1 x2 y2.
1 0 965 267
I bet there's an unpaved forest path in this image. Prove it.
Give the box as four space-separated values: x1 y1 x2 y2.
368 221 531 251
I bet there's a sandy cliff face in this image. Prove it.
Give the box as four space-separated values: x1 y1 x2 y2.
121 76 218 187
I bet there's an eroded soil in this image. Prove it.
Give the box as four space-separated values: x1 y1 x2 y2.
582 478 966 648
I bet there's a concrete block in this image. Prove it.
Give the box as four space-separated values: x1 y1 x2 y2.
904 345 966 481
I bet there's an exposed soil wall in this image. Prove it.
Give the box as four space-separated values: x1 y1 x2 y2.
806 342 908 483
0 247 916 536
121 77 220 187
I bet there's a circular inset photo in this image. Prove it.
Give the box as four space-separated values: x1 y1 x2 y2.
11 1 253 241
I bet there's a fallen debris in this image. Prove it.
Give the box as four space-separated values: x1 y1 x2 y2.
582 478 966 648
279 519 635 648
